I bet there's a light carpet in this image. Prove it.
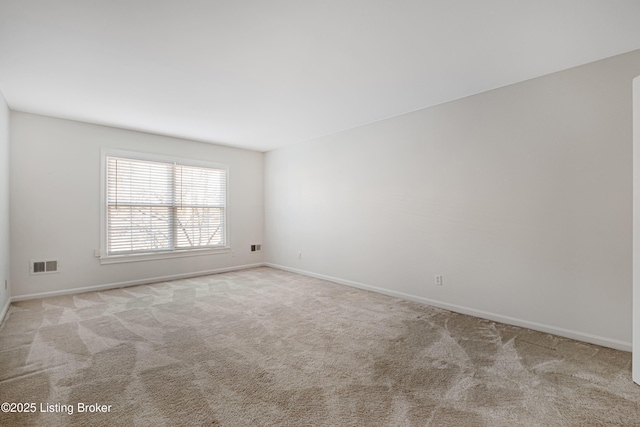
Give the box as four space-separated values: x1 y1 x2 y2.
0 267 639 426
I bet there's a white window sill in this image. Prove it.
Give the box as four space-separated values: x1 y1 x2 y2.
99 247 231 264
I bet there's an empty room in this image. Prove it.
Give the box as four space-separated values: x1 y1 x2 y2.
2 1 640 425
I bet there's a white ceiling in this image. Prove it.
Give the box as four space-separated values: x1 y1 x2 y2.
1 1 640 152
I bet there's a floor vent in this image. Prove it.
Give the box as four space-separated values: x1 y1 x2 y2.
31 259 60 275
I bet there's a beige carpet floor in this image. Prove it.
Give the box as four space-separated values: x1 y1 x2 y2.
1 266 639 426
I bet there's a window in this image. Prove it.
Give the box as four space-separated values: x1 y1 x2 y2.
102 150 228 262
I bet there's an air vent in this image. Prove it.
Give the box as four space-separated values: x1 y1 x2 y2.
30 259 60 275
251 244 262 252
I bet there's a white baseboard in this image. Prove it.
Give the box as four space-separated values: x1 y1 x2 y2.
0 296 10 326
266 263 632 352
10 263 265 302
5 261 633 352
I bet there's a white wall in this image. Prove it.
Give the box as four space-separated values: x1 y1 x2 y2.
0 91 10 319
265 49 640 350
633 76 640 383
10 112 264 297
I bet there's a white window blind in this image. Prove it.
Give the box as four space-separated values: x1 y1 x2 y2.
106 156 226 255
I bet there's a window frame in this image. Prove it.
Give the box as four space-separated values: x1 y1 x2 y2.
99 148 230 264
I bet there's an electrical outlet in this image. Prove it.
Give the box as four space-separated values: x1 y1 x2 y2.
298 252 302 259
435 275 443 286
